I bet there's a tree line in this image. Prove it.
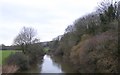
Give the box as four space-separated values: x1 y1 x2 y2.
3 27 45 72
49 0 119 73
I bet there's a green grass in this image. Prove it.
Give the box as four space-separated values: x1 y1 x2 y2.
0 51 2 66
0 50 22 65
43 47 50 53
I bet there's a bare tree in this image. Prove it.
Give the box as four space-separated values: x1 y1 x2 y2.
13 27 40 54
118 1 120 18
97 0 118 13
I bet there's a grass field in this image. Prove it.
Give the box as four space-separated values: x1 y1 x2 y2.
0 50 22 65
0 51 2 66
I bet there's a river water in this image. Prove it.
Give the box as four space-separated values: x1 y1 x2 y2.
21 54 77 73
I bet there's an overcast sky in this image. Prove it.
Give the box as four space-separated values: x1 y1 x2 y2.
0 0 101 46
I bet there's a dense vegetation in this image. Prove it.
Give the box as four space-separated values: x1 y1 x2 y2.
49 0 119 73
2 27 45 73
1 50 21 65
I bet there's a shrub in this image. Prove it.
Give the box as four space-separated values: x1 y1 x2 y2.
26 44 44 65
5 52 30 71
70 31 118 73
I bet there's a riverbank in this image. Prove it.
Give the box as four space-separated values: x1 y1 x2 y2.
2 65 19 73
2 51 44 74
49 30 118 73
50 55 79 73
0 66 2 75
1 50 21 74
2 57 44 74
0 50 22 65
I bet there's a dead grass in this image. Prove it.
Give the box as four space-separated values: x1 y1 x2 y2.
0 66 2 75
2 65 19 73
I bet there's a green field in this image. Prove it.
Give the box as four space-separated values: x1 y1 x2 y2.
0 50 22 65
0 50 2 65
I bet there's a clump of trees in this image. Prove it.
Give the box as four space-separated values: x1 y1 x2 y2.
5 27 44 71
14 27 40 54
98 0 118 32
49 0 119 73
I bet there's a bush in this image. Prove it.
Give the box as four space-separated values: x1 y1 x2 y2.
70 31 118 73
4 43 45 71
5 52 30 71
26 44 44 65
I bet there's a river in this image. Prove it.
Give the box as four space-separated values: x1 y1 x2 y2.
20 54 78 73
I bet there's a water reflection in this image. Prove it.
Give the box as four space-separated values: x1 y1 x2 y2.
50 55 78 73
40 55 63 73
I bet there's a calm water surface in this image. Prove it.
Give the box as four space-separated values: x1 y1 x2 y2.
41 55 62 73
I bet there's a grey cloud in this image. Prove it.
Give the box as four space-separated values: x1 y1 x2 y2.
1 4 65 24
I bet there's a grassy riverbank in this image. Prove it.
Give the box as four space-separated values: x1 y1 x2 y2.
0 51 2 65
0 50 22 65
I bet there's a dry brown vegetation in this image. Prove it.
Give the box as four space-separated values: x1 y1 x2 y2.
0 66 2 75
2 65 19 73
70 31 118 73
